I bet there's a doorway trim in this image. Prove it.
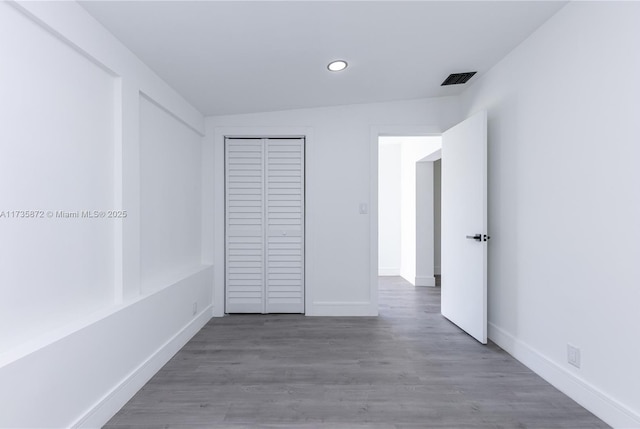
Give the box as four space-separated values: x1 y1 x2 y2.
369 125 443 315
212 127 314 317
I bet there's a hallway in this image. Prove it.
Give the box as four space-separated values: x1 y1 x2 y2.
105 277 607 428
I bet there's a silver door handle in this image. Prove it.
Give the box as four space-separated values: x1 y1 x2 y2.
466 234 490 242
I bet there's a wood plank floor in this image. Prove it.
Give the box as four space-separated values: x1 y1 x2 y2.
104 277 608 428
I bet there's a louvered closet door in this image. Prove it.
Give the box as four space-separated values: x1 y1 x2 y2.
225 138 265 313
265 139 304 313
225 137 304 314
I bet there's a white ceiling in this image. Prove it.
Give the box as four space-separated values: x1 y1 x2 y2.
79 1 566 117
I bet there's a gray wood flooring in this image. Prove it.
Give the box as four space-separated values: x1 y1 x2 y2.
104 276 608 428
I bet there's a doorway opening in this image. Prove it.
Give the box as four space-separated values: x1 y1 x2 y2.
377 136 442 288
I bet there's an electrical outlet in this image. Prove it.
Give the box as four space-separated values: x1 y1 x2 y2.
567 344 581 368
192 302 198 316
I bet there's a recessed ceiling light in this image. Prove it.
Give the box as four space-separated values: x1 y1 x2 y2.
327 60 348 72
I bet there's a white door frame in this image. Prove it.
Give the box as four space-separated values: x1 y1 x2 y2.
369 125 443 314
212 127 314 317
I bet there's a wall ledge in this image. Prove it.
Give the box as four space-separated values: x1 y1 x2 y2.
72 304 212 428
0 264 213 370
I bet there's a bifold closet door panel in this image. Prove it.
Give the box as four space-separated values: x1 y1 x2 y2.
265 138 304 313
225 138 264 313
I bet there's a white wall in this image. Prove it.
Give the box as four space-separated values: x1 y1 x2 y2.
0 2 212 427
140 96 203 292
460 2 640 427
415 161 434 286
378 142 402 275
206 98 460 316
399 137 441 285
0 2 116 350
433 159 441 275
415 149 441 288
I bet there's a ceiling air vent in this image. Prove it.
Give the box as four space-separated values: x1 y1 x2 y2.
441 72 477 86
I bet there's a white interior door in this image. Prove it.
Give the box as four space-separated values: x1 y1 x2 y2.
225 137 305 314
265 139 305 313
225 138 265 313
441 110 488 344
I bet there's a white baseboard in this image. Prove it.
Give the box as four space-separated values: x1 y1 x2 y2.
309 301 376 316
72 305 213 428
489 322 640 428
415 276 436 287
378 267 400 276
